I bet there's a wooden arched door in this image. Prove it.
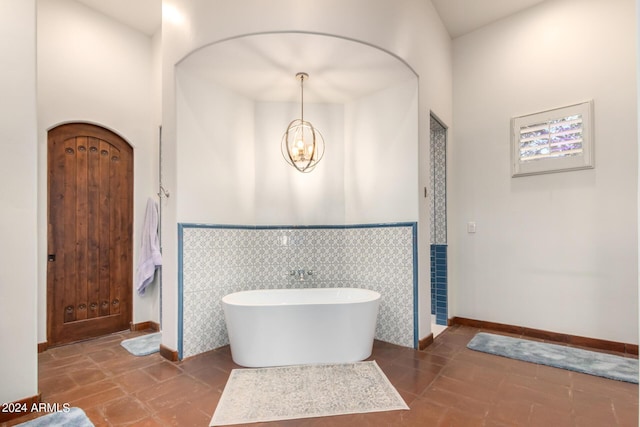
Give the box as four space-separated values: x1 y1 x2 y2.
47 123 133 346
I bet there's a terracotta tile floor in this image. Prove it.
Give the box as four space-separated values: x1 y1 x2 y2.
3 325 638 426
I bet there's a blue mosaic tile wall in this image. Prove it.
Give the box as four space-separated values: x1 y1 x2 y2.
430 244 447 325
179 223 418 359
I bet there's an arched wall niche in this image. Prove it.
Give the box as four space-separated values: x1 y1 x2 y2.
175 31 419 226
160 0 453 351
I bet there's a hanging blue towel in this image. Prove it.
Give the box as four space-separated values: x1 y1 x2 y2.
136 198 162 295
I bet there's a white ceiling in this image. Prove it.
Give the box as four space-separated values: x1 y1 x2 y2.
75 0 161 36
431 0 547 38
72 0 548 102
74 0 547 39
178 33 417 103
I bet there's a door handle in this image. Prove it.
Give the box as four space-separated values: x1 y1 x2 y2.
48 254 56 262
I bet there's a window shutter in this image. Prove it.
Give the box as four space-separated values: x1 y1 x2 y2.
511 101 594 177
519 114 583 162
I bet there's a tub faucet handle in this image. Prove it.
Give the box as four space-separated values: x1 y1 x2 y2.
289 269 313 281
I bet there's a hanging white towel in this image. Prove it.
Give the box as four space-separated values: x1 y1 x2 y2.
136 198 163 295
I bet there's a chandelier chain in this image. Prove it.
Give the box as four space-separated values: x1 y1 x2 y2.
299 73 305 122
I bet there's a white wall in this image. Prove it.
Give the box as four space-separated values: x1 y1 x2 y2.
254 101 346 225
345 78 419 224
176 39 420 228
451 0 638 343
637 0 640 362
147 27 163 325
175 71 256 224
0 0 38 405
37 0 160 338
176 65 347 226
176 70 418 227
161 0 453 351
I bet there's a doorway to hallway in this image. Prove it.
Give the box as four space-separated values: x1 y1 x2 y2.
430 114 448 331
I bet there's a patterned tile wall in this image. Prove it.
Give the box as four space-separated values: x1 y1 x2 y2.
430 116 447 245
179 223 417 359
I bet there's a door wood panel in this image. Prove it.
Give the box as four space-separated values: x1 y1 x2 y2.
47 123 133 346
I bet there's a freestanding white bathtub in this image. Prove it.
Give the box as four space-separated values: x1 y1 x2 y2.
222 287 381 367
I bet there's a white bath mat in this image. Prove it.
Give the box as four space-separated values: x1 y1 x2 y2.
210 361 408 426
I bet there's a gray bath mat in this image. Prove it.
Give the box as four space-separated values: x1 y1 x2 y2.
120 332 161 356
467 332 638 383
16 407 94 426
210 361 408 426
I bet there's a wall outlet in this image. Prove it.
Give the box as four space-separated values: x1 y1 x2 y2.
467 221 476 233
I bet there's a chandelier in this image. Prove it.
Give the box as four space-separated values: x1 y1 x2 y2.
281 72 325 173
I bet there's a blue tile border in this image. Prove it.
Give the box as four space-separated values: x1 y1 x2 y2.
178 221 418 231
177 224 184 360
411 223 419 349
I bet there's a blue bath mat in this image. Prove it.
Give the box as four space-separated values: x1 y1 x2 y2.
16 407 93 426
467 332 638 383
121 332 161 356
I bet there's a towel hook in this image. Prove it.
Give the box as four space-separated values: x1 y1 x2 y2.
158 185 170 199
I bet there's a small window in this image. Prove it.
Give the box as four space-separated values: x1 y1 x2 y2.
511 101 594 177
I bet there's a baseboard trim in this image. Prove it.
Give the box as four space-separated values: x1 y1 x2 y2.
0 393 41 423
419 333 434 350
159 344 179 362
37 342 48 353
130 321 160 332
450 316 638 356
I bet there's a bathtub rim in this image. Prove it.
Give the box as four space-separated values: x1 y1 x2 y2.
222 287 381 307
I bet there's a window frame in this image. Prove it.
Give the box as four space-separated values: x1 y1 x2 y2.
511 100 594 177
